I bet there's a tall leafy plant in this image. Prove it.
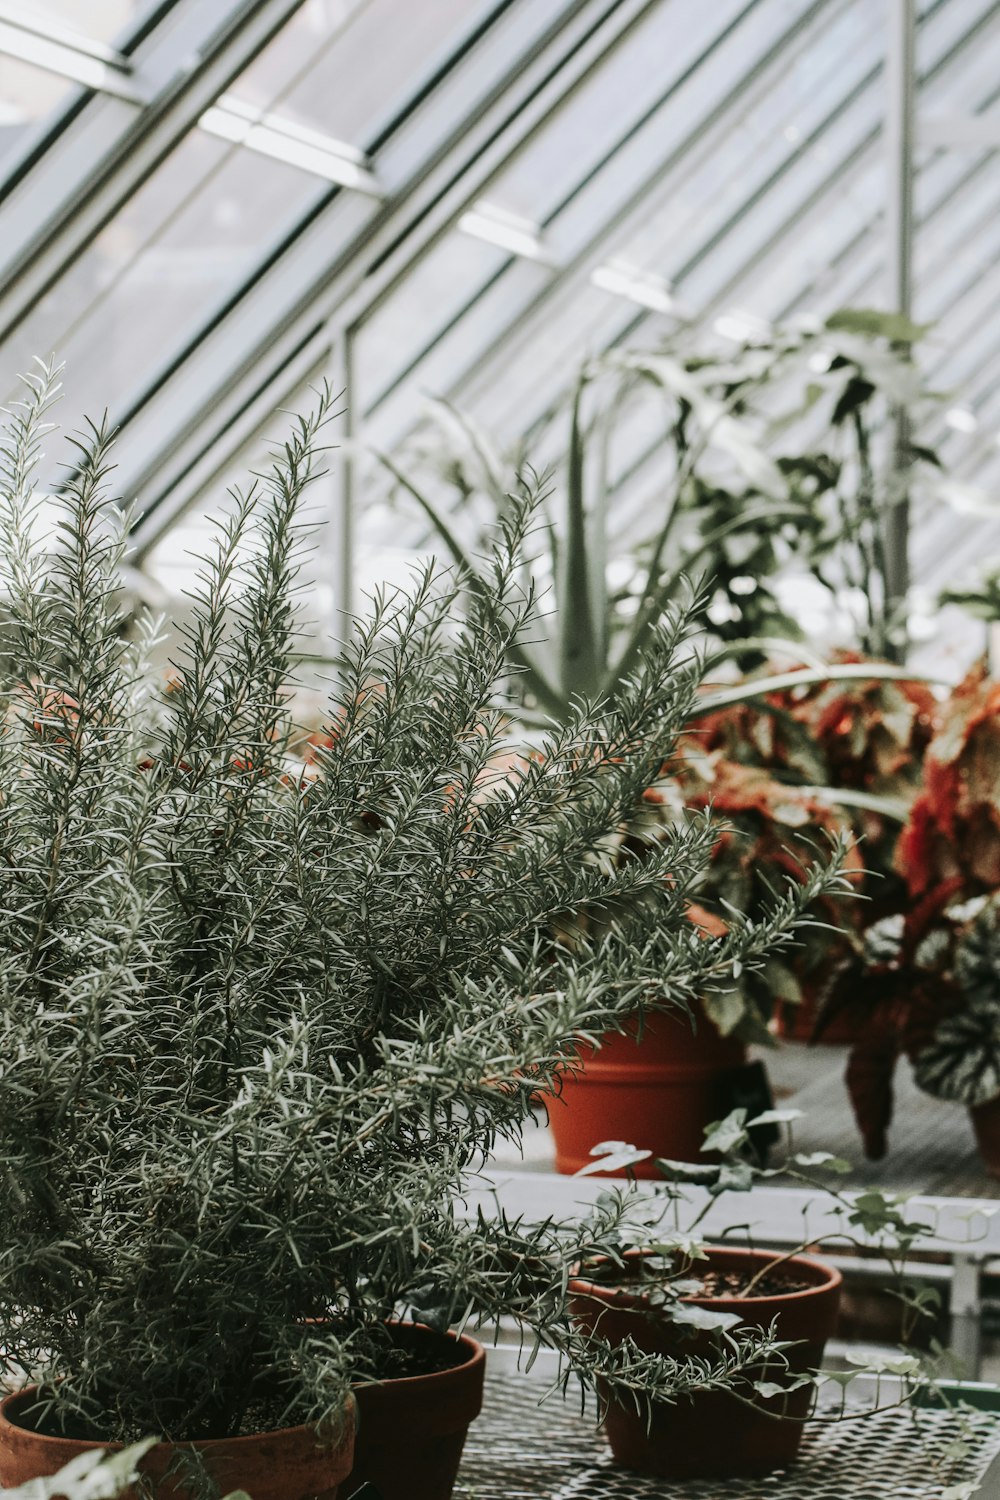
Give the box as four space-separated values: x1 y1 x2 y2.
381 308 938 723
0 366 853 1447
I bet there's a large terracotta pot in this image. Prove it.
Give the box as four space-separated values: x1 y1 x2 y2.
569 1245 841 1479
345 1324 485 1500
0 1388 355 1500
970 1094 1000 1177
546 1009 746 1175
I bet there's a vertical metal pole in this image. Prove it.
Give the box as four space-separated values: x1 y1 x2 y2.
329 326 356 652
950 1254 983 1379
884 0 916 648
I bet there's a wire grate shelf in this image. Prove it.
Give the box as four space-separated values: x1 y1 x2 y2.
454 1371 1000 1499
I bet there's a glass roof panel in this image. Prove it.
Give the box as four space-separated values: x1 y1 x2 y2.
354 0 885 469
0 0 498 464
231 0 483 149
481 0 752 226
356 232 518 417
2 129 326 438
0 52 79 170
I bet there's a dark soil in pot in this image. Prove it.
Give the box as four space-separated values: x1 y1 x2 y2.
569 1245 841 1479
343 1323 485 1500
0 1388 355 1500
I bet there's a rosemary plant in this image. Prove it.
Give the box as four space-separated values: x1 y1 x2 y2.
0 366 852 1448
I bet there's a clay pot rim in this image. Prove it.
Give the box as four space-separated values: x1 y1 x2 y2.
568 1244 843 1308
0 1386 355 1454
352 1323 485 1394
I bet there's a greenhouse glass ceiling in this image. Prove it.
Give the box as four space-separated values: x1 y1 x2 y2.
0 0 998 649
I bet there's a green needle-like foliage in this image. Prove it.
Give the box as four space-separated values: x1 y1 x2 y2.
0 365 853 1450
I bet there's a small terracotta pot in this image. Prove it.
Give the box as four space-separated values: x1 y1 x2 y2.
569 1245 841 1479
344 1324 485 1500
546 1009 747 1175
0 1388 355 1500
970 1095 1000 1177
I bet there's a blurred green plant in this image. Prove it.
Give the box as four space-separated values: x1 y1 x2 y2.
940 566 1000 624
381 309 939 725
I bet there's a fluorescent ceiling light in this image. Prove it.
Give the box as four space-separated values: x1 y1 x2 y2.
200 95 381 197
590 260 676 314
0 15 143 102
457 201 557 264
945 406 978 434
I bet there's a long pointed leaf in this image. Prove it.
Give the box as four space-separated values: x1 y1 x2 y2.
702 637 828 672
557 381 602 700
690 663 937 719
796 785 911 822
425 395 510 511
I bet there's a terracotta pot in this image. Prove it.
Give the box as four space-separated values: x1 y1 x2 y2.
0 1388 355 1500
569 1245 841 1479
546 1009 747 1175
970 1095 1000 1177
344 1324 485 1500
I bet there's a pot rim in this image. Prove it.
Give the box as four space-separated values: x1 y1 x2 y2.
568 1243 843 1306
0 1386 355 1454
351 1323 486 1393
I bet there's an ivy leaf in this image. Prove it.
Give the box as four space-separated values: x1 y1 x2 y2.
794 1151 852 1173
701 988 746 1036
710 1162 755 1196
701 1109 749 1155
576 1143 652 1176
844 1350 921 1375
670 1303 743 1332
653 1159 721 1185
825 307 933 343
748 1108 804 1129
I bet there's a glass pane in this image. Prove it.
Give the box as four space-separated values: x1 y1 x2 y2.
231 0 480 149
355 233 514 418
484 0 753 226
3 128 328 440
1 0 487 452
0 54 78 171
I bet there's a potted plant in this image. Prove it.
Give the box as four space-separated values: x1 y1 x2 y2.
843 896 1000 1173
692 660 936 1042
567 1108 938 1480
0 368 856 1498
375 315 932 1177
547 750 861 1173
841 666 1000 1168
